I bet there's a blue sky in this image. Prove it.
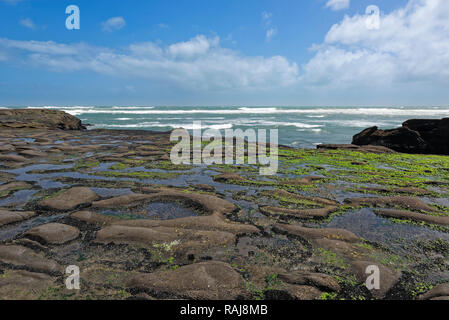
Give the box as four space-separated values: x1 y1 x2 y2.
0 0 448 106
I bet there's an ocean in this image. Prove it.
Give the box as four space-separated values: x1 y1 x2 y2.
8 106 449 148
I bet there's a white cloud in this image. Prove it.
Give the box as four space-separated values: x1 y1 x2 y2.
262 11 272 25
325 0 350 11
266 28 277 42
262 11 277 41
19 18 36 30
101 17 126 32
303 0 449 88
3 0 448 104
168 35 218 58
0 35 298 91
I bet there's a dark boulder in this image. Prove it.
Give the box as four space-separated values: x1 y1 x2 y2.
352 118 449 155
0 109 85 130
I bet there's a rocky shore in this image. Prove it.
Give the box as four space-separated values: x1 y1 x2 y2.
352 118 449 155
0 110 449 300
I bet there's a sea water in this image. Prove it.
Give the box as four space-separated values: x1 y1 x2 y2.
6 105 449 148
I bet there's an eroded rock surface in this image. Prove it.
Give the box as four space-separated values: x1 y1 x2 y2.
0 109 85 130
0 245 61 275
38 187 99 211
0 270 56 300
0 210 35 226
24 223 80 244
127 261 247 299
0 111 447 300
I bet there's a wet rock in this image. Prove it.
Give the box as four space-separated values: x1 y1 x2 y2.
0 109 85 130
423 180 449 187
19 150 47 158
269 189 338 206
24 223 80 245
94 225 235 253
141 188 237 215
344 196 437 212
0 245 61 275
314 239 368 262
0 209 35 226
260 206 338 219
282 176 325 185
283 284 322 300
394 187 433 195
54 144 85 153
81 265 133 288
275 223 360 243
352 118 449 155
377 209 449 226
14 238 48 252
34 138 53 144
0 154 28 162
351 260 401 299
430 296 449 300
353 126 428 154
38 187 99 211
279 271 340 292
192 184 216 192
127 261 246 299
418 282 449 300
113 212 259 235
71 210 119 225
92 194 151 208
214 172 245 183
0 270 56 300
361 186 432 196
0 145 15 152
0 182 32 196
317 144 396 154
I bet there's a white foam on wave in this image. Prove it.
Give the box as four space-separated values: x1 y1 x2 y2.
111 106 154 109
258 121 324 128
296 128 322 133
92 122 233 130
61 107 449 117
313 120 401 128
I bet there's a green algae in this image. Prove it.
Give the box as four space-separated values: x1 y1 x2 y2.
277 148 449 189
145 160 192 171
92 170 185 180
316 248 349 270
257 190 321 208
74 160 100 170
110 162 130 170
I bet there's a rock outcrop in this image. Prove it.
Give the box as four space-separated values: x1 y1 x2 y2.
37 187 99 212
24 223 80 245
352 118 449 155
317 144 396 154
0 109 85 130
127 261 247 299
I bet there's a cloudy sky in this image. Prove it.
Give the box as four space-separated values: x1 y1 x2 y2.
0 0 448 106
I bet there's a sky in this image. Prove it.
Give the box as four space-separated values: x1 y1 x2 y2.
0 0 448 106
